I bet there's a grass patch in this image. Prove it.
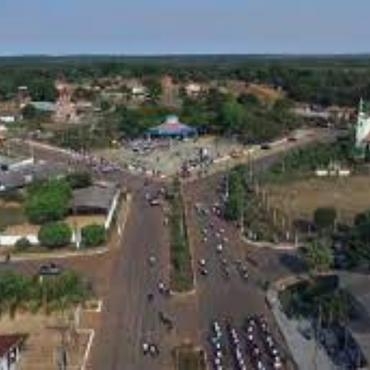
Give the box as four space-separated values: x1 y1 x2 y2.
265 175 370 226
169 179 194 292
174 346 206 370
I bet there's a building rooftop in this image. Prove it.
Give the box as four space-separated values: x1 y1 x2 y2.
0 334 27 357
0 161 69 191
30 101 56 112
147 115 197 137
71 183 118 213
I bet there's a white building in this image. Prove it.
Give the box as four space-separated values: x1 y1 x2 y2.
185 83 202 96
0 116 16 124
0 334 26 370
355 99 370 157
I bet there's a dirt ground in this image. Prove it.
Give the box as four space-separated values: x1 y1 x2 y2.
0 311 89 370
265 175 370 225
5 214 105 235
245 83 285 104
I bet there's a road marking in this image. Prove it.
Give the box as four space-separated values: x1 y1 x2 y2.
80 328 95 370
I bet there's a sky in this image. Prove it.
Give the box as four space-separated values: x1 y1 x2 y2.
0 0 370 55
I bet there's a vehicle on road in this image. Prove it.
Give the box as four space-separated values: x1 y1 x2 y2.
149 344 159 357
149 198 160 206
38 262 62 276
199 267 208 276
199 258 206 267
148 255 156 266
159 311 174 331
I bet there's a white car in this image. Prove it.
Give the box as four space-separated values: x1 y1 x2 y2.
216 244 223 253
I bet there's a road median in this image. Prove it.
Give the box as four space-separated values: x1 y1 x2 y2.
168 178 195 293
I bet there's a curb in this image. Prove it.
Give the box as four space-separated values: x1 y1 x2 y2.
9 247 109 262
241 236 299 250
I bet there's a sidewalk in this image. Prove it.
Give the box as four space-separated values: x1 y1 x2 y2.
267 284 337 370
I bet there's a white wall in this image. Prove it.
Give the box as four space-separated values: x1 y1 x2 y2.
0 232 78 247
0 235 38 246
9 157 34 170
104 190 121 230
0 355 7 370
0 116 16 124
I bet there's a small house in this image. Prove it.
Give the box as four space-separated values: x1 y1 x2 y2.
71 183 119 215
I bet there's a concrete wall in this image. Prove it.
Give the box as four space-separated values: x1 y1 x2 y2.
0 232 79 247
9 157 34 170
0 235 38 246
0 355 7 370
104 190 121 230
0 347 19 370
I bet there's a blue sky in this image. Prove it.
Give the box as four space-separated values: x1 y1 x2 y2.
1 0 369 55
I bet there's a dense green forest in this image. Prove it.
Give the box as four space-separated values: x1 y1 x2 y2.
1 55 370 106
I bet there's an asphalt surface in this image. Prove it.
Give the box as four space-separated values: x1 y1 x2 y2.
91 183 174 370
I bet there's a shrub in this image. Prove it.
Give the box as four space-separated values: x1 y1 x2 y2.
66 172 92 189
38 222 72 249
25 179 72 224
81 224 106 247
14 237 32 251
313 207 337 231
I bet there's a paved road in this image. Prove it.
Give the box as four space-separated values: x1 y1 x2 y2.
91 183 173 370
184 165 298 370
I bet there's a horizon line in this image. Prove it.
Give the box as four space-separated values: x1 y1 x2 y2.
1 52 370 58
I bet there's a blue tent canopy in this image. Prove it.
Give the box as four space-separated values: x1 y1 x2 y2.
147 115 197 138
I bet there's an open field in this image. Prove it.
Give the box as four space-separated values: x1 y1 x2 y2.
265 175 370 225
0 311 89 370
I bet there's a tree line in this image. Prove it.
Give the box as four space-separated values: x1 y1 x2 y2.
1 56 370 105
